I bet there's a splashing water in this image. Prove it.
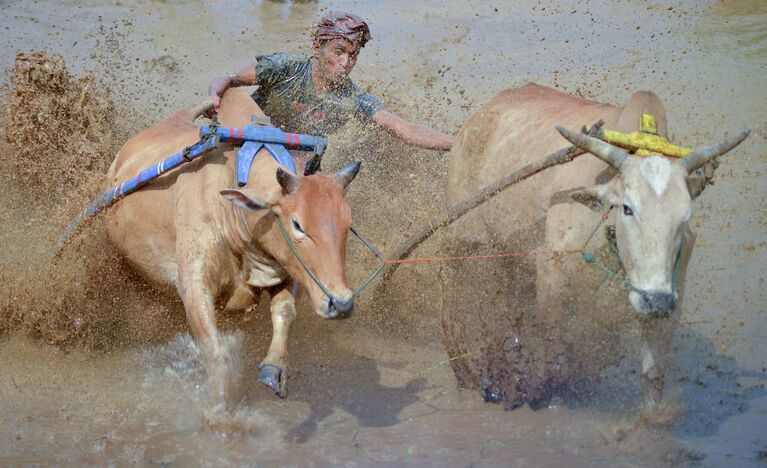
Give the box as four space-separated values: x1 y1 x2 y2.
140 332 286 441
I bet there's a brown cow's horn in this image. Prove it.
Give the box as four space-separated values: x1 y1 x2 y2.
681 130 750 174
556 125 629 169
276 167 298 194
335 161 362 189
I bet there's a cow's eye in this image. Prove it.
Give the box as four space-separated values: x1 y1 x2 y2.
292 217 304 233
623 205 634 216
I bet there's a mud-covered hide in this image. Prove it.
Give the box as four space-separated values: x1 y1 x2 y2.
439 225 549 408
439 84 669 408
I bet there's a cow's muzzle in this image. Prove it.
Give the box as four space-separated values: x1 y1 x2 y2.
328 295 354 318
631 290 677 318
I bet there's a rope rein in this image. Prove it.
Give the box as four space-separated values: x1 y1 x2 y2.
382 249 583 265
378 209 682 300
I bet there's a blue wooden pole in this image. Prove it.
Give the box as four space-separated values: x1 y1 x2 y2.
199 125 327 153
53 133 220 256
54 123 329 256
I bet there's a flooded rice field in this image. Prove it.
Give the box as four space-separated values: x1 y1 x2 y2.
1 0 765 466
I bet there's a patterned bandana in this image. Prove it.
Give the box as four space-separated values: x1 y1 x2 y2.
313 11 371 48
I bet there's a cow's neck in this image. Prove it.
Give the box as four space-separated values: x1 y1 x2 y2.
233 204 256 243
232 206 287 287
242 243 287 288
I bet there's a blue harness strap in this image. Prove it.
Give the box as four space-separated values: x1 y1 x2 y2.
237 141 296 186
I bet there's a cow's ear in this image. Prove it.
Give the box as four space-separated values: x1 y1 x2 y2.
685 162 716 200
686 172 706 200
570 181 620 212
220 189 269 212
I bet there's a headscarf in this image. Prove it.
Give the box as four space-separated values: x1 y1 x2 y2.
313 11 371 48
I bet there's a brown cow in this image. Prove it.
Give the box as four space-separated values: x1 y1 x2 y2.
105 89 361 405
441 83 747 411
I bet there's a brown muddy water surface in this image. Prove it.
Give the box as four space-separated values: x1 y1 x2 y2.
1 0 765 466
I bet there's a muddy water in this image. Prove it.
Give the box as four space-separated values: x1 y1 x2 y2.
1 0 765 466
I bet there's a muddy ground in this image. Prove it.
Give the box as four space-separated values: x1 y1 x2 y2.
1 0 765 466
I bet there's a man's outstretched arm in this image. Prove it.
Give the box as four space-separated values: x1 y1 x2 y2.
208 63 258 111
372 110 454 151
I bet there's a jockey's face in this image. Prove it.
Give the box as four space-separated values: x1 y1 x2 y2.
312 38 360 87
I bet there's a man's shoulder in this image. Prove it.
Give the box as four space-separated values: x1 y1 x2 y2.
254 52 311 87
255 52 311 69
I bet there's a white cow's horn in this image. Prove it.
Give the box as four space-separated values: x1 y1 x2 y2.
556 125 629 169
680 130 750 174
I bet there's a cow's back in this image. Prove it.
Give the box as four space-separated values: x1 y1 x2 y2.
449 84 613 199
104 91 268 288
446 83 666 245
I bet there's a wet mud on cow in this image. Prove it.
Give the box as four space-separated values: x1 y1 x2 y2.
105 88 361 406
440 83 748 412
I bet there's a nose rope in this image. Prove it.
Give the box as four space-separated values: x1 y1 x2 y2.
235 206 254 242
579 209 642 293
349 226 386 296
274 216 333 298
382 249 583 265
579 210 646 294
579 210 682 297
670 246 682 294
271 208 682 302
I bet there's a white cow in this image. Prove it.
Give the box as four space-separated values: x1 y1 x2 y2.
440 83 748 410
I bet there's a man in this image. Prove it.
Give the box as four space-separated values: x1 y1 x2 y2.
208 11 453 151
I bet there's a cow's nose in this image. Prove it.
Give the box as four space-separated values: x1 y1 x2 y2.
641 291 676 317
330 295 354 316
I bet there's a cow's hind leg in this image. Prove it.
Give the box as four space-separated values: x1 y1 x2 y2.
259 281 299 398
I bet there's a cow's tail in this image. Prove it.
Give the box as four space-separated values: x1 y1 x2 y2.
51 190 116 258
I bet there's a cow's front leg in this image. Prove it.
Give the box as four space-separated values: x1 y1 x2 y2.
177 246 239 409
638 226 693 413
258 280 299 398
536 202 604 386
639 317 674 411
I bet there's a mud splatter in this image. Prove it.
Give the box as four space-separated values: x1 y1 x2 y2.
0 52 184 349
2 51 115 199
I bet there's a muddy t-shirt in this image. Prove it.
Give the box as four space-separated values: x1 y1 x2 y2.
251 52 385 135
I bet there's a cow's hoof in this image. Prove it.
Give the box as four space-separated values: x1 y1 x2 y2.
258 363 287 398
